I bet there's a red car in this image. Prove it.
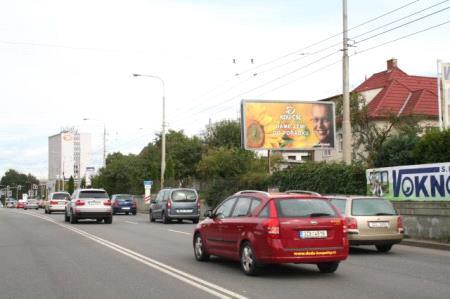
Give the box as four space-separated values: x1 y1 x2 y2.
16 200 26 209
193 190 349 275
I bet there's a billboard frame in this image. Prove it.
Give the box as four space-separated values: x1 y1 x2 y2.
240 99 336 151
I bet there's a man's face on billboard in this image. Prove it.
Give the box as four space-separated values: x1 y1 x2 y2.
312 104 331 143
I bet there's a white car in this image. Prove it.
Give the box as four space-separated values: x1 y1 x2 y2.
65 188 112 224
45 192 71 214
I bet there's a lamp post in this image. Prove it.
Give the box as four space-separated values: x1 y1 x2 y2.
83 118 107 167
132 73 166 189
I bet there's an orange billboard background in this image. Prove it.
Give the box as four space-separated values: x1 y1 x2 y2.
241 100 335 150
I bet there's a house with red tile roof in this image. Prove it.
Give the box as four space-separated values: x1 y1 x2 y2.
314 58 439 162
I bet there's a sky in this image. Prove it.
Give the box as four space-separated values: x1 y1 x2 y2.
0 0 449 179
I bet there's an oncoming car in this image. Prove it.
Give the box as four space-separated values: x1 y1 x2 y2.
65 188 112 224
193 190 349 276
327 196 403 252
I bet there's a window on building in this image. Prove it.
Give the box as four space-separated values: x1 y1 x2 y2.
287 155 296 161
322 149 331 158
338 133 343 153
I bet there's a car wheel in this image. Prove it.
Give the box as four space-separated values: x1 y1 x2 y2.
96 218 103 224
70 213 77 224
149 210 155 222
48 210 52 214
193 233 209 261
178 219 183 223
105 217 113 224
112 211 116 215
192 218 199 224
132 212 137 215
126 212 129 215
375 244 393 253
64 212 70 222
162 211 169 224
36 208 39 210
240 242 262 276
44 209 48 214
317 262 339 273
24 208 27 210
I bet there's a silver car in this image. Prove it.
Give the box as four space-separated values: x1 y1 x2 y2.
46 192 71 214
65 188 112 224
327 195 404 252
24 199 39 210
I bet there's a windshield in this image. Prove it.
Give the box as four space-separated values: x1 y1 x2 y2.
330 198 347 214
116 195 132 201
352 198 397 216
79 191 109 199
171 190 197 202
276 198 337 218
53 193 70 200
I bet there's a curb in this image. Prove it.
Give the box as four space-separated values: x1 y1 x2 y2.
400 239 450 251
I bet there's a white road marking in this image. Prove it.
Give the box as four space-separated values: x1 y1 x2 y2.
124 221 138 225
15 210 247 299
168 229 192 236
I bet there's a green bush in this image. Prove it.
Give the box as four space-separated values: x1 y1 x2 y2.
413 129 450 164
270 162 366 195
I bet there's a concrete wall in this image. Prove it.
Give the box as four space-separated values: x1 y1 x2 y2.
393 201 450 240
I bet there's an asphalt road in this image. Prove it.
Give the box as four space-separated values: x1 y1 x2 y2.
1 208 449 299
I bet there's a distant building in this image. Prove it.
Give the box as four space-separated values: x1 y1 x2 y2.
315 58 439 162
48 129 91 192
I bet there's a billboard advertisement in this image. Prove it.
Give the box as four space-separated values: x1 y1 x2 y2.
366 162 450 201
241 100 335 150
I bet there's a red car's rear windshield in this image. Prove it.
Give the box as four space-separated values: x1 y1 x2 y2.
275 198 338 218
79 191 109 199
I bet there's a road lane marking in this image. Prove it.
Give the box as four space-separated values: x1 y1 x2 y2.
124 221 138 225
168 229 192 236
17 210 247 299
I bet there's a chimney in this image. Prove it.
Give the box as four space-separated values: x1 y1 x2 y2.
387 58 397 71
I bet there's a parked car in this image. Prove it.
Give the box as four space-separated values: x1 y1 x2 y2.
16 200 26 209
65 188 112 224
45 192 71 214
193 190 349 276
149 188 200 224
24 199 39 210
326 195 403 252
111 194 137 215
6 199 16 208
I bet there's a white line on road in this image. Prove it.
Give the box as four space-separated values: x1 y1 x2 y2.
168 229 192 236
16 210 247 299
124 221 138 225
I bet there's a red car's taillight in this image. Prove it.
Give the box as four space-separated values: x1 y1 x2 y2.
167 200 172 209
264 218 280 239
397 216 404 232
346 217 357 230
103 200 111 206
75 200 85 206
342 218 348 234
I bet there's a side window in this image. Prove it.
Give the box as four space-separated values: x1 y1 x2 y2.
163 190 170 201
155 191 163 202
258 203 269 218
215 197 237 219
249 198 262 214
231 197 252 217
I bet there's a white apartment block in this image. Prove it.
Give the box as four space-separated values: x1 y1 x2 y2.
48 130 91 191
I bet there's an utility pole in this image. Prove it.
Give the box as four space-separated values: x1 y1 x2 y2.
342 0 352 165
103 125 106 167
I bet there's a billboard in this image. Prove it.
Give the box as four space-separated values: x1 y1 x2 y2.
366 162 450 201
241 100 335 150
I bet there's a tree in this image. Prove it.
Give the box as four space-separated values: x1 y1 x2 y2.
335 93 422 167
68 176 75 194
203 119 241 149
413 129 450 163
373 131 420 167
0 169 39 199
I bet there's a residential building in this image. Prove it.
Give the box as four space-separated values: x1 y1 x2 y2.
315 58 439 162
48 129 91 192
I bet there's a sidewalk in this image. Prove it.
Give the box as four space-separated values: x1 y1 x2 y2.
401 238 450 251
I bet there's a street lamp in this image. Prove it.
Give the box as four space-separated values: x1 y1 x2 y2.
132 73 166 189
83 118 107 167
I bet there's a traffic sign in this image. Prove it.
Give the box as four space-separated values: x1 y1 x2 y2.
144 180 153 187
